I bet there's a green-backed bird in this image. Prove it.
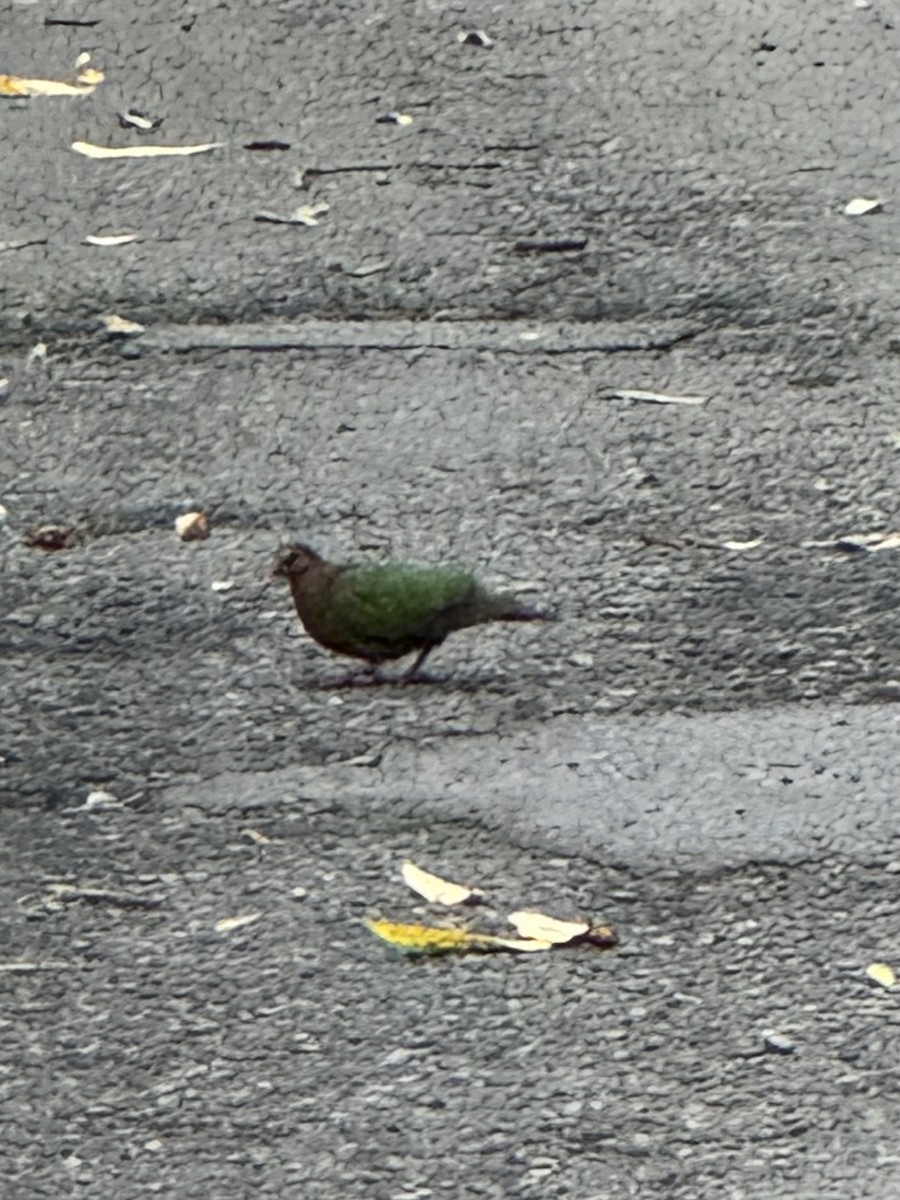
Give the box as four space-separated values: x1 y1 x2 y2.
270 543 556 683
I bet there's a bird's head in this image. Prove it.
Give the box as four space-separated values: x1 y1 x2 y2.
268 543 322 582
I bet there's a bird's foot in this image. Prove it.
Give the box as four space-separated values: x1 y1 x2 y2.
397 669 446 686
321 667 387 689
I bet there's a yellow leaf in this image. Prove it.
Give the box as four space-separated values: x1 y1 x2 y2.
364 918 551 956
364 917 478 954
866 962 896 989
401 860 483 906
507 910 591 945
0 75 32 96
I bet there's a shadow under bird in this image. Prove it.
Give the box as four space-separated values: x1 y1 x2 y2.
270 543 556 684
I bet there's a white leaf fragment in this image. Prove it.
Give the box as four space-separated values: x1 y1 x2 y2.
614 389 707 406
343 259 390 277
118 108 162 131
843 197 883 216
210 579 234 592
376 111 414 126
836 531 900 553
401 860 484 906
458 28 494 47
101 313 145 334
85 233 138 246
84 788 120 807
215 912 262 933
255 202 330 226
507 910 591 944
26 343 47 369
492 937 554 952
722 538 763 551
72 140 223 159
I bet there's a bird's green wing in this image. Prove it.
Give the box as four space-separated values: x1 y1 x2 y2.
331 562 478 651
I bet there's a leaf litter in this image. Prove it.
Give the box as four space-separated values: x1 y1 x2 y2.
366 859 618 956
0 62 104 97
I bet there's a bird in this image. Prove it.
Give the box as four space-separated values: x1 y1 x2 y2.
270 542 556 684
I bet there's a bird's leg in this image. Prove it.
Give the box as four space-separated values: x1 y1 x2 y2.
399 645 442 684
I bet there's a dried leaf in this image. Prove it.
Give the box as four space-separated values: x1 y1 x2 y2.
342 260 391 277
26 342 47 369
836 531 900 553
458 28 494 47
844 197 883 216
364 917 549 955
0 237 48 253
401 860 484 906
174 511 209 541
0 69 103 97
584 923 619 948
614 389 706 406
24 524 80 551
375 111 414 126
243 829 272 845
215 912 262 933
254 202 329 226
293 202 330 225
72 140 223 159
514 238 588 254
83 789 121 810
85 233 138 246
244 139 291 151
118 109 163 132
365 918 481 954
101 313 145 334
489 937 555 952
866 962 896 989
507 910 591 945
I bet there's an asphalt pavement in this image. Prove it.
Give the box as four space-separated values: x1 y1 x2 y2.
3 3 900 1197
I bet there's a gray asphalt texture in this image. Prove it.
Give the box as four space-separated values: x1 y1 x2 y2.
3 2 900 1197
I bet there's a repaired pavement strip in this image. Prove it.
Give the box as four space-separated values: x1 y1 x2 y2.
160 703 900 866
